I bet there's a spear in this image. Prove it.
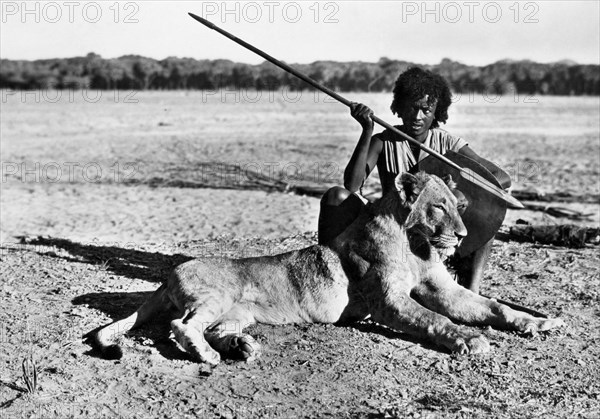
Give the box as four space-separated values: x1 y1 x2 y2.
188 12 524 209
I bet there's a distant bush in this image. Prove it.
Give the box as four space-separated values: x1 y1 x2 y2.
1 53 598 95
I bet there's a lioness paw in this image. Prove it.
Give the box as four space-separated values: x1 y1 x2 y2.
229 335 261 362
199 348 222 366
522 317 565 336
540 318 566 331
453 335 490 355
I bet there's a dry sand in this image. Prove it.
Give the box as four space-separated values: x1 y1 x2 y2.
1 92 598 418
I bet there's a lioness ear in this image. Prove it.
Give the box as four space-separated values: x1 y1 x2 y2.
395 173 421 204
442 174 457 190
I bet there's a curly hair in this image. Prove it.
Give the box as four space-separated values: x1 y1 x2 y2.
390 67 452 128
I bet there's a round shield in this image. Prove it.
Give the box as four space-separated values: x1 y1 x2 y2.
412 150 507 257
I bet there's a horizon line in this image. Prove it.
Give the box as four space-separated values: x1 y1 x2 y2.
0 54 595 68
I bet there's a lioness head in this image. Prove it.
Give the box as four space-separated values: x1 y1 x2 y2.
396 172 468 260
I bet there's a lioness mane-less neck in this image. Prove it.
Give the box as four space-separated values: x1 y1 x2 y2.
370 192 412 225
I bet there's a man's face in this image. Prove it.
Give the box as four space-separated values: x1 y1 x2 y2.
398 95 437 139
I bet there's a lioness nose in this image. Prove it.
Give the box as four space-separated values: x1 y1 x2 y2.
455 229 467 240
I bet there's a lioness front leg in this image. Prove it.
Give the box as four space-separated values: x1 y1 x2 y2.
413 269 565 334
371 295 490 354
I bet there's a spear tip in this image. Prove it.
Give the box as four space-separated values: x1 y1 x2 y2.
188 12 215 29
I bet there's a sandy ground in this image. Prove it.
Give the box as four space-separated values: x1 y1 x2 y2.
1 92 599 418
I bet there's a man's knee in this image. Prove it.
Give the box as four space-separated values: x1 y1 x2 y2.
321 186 352 207
318 187 364 245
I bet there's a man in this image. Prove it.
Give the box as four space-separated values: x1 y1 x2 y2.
318 67 511 293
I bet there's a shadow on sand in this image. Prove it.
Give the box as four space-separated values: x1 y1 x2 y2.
22 235 193 283
8 236 195 361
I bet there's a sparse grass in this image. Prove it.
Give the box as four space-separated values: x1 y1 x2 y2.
21 355 37 394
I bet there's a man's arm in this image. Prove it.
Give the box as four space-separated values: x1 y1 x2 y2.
344 103 383 193
457 145 511 189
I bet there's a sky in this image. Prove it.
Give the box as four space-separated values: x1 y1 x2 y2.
1 1 599 66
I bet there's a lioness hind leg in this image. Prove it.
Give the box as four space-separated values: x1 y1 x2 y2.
93 284 173 359
414 273 565 334
171 317 220 365
170 303 232 365
204 305 261 362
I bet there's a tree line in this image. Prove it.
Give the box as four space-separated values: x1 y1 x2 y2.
1 53 598 95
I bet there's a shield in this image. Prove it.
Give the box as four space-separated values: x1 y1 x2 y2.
412 150 507 257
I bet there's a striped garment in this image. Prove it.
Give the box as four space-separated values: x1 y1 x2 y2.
378 126 468 175
373 126 468 196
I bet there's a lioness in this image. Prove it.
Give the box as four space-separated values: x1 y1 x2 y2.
93 173 564 364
